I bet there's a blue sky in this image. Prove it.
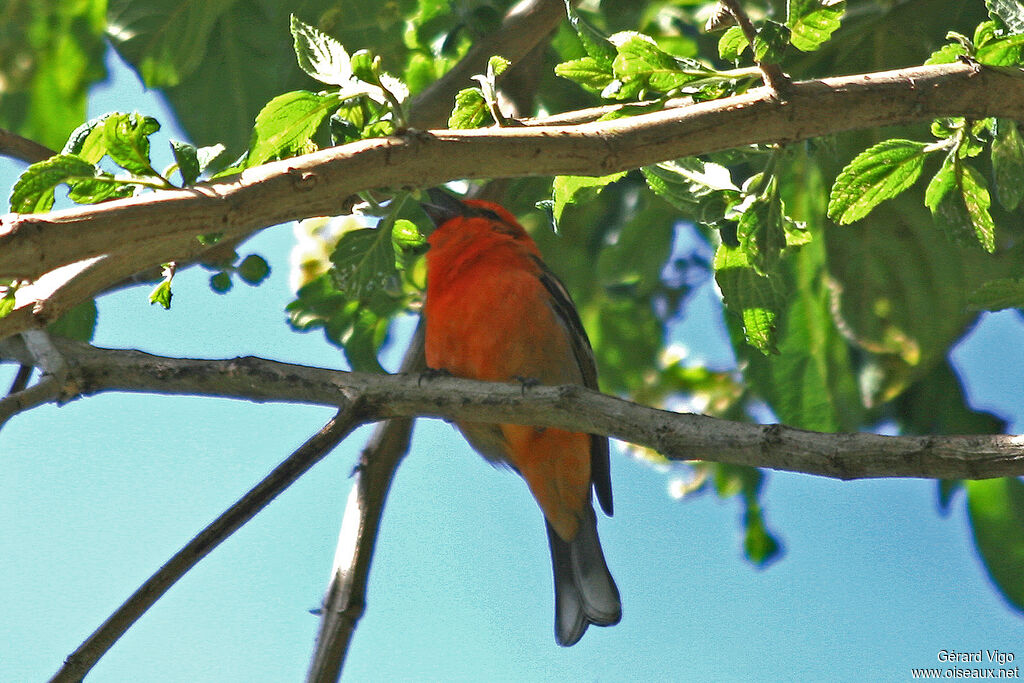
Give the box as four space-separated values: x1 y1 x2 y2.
1 49 1022 682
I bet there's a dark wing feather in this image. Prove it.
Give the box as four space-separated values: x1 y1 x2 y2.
532 256 613 517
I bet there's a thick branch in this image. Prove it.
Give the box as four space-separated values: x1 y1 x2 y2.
5 338 1021 481
1 63 1022 339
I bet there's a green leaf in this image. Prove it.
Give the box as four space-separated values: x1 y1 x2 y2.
552 173 627 223
928 158 996 251
967 277 1024 310
391 219 429 269
718 26 749 62
149 279 173 309
237 254 271 285
714 244 783 354
196 144 227 174
959 163 997 253
976 31 1024 66
209 272 232 293
62 114 114 163
171 140 201 186
0 291 17 320
736 186 787 275
642 158 740 226
827 139 929 224
967 478 1024 614
48 300 98 342
554 57 615 93
247 90 339 167
563 0 617 69
448 87 488 129
10 154 100 213
786 0 845 53
611 33 713 93
925 42 969 65
753 21 790 63
103 112 161 177
992 119 1024 210
66 175 135 205
330 227 399 300
290 14 352 86
986 0 1024 34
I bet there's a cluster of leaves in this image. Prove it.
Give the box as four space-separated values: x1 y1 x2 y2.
829 10 1024 258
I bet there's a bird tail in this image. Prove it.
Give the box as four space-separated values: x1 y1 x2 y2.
546 506 621 646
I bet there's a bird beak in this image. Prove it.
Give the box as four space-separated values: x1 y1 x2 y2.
420 188 467 227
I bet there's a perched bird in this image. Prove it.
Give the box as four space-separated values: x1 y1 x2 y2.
420 188 620 646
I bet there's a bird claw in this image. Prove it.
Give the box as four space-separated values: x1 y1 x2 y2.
418 366 452 387
512 375 542 396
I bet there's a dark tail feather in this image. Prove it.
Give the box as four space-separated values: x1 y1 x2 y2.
546 506 621 646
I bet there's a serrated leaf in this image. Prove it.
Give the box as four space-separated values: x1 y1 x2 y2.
564 0 617 69
10 154 100 213
247 90 339 167
967 277 1024 311
554 57 615 92
924 158 957 210
827 139 929 224
330 227 398 300
967 478 1024 613
786 0 845 53
976 31 1024 66
925 42 969 65
62 114 113 163
992 119 1024 210
290 14 352 86
448 87 488 128
753 21 790 63
714 243 782 354
552 173 627 223
737 187 787 275
488 55 510 77
103 112 161 177
959 163 997 252
718 26 749 62
171 140 201 186
642 158 741 226
986 0 1024 34
612 34 713 93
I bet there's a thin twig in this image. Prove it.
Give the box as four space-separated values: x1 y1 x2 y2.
718 0 790 96
0 375 60 431
0 127 58 164
49 409 362 683
307 324 426 682
6 363 33 395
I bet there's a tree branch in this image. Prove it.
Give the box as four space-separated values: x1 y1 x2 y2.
4 337 1021 481
0 127 58 164
1 63 1022 340
49 409 361 683
306 323 426 682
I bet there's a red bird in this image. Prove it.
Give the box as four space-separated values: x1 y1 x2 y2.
421 188 620 646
